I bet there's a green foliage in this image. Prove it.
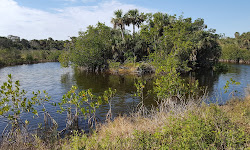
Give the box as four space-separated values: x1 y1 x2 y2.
220 44 242 61
0 48 62 67
57 86 101 117
151 47 199 100
103 88 116 121
60 10 222 71
154 69 199 99
111 9 126 40
212 63 229 72
0 35 65 67
59 50 70 67
223 78 241 96
0 36 66 51
147 16 221 71
220 32 250 61
134 79 146 103
57 85 116 127
0 74 50 126
103 88 116 103
107 60 121 70
131 105 247 149
22 50 62 62
124 9 146 35
25 53 34 63
46 50 62 61
0 48 23 66
67 22 113 70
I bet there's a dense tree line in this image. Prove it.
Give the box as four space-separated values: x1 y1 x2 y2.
0 36 68 67
219 32 250 62
0 36 67 50
60 9 221 72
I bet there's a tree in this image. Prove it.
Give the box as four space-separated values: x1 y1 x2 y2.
111 9 126 40
234 32 240 39
20 39 30 50
64 22 113 70
0 37 13 49
219 32 250 61
140 12 176 52
147 14 220 71
125 9 146 36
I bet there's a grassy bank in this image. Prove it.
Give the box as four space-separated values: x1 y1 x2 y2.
61 97 249 149
2 93 249 150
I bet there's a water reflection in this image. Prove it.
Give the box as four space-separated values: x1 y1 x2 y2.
186 69 221 98
188 64 249 103
71 68 156 116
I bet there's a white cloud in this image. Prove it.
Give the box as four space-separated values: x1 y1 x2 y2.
81 0 96 3
0 0 152 40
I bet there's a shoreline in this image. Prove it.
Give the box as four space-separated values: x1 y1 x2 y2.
219 59 250 64
0 60 58 68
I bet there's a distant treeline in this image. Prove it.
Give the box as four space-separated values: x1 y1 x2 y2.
219 32 250 63
0 35 67 50
0 36 70 67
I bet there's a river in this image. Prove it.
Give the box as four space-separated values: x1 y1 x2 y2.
0 62 249 133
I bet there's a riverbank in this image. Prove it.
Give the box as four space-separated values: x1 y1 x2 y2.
219 59 250 64
0 59 58 68
1 92 249 149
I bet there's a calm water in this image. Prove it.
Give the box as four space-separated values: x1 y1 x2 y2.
0 62 249 133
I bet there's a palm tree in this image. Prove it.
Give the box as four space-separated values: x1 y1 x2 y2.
111 9 125 40
126 9 146 36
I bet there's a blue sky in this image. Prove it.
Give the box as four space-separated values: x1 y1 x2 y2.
0 0 249 40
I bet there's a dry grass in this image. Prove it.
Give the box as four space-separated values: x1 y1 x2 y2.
96 99 199 142
82 95 249 149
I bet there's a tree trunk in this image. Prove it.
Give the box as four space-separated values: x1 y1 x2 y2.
121 30 124 40
121 28 124 40
133 24 135 37
120 25 125 41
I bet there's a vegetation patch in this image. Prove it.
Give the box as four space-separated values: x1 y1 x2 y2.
61 97 249 150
